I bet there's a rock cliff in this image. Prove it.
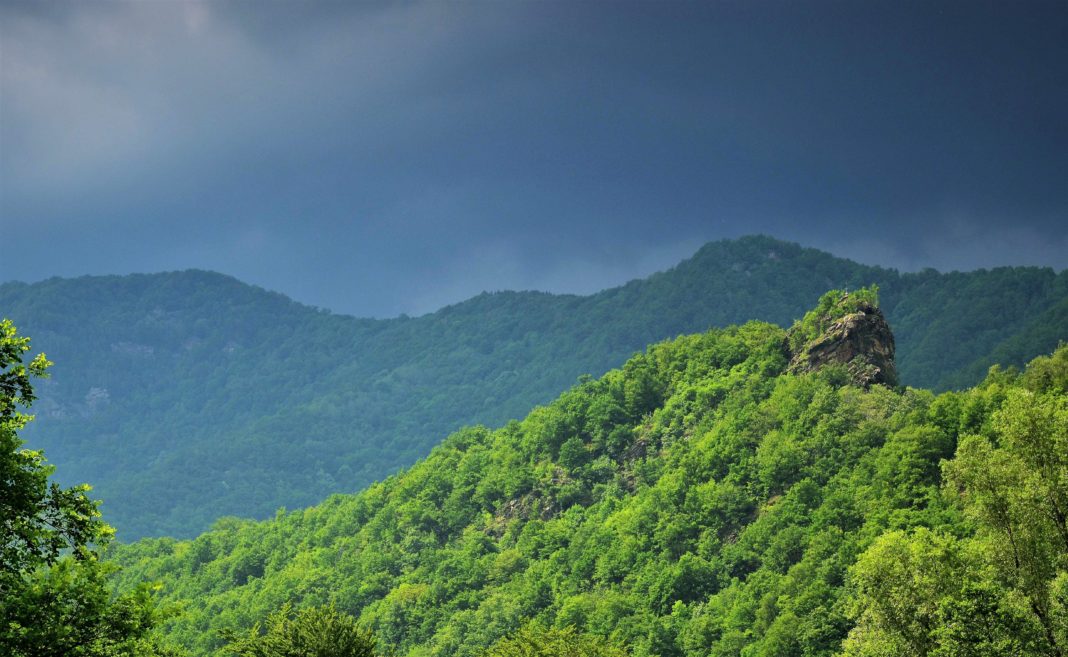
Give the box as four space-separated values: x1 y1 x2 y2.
786 299 898 387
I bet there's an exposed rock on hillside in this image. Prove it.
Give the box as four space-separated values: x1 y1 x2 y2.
786 298 898 387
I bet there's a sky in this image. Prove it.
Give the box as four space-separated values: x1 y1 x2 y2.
2 0 1067 318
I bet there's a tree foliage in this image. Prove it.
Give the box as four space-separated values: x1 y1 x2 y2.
221 604 381 657
105 296 1065 657
485 624 628 657
0 318 103 572
844 350 1068 656
0 319 179 657
3 237 1066 539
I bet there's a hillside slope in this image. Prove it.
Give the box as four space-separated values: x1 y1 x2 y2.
3 236 1066 538
109 293 1068 657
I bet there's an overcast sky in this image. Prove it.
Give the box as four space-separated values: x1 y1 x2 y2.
2 1 1066 317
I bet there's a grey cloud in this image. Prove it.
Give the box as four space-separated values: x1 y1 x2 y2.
2 1 1066 317
2 1 489 204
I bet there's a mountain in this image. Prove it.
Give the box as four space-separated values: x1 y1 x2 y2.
108 292 1068 657
2 236 1066 538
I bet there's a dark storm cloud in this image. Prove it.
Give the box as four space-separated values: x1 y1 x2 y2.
2 1 1067 316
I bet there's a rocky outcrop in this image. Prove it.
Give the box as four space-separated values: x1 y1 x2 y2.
786 301 898 387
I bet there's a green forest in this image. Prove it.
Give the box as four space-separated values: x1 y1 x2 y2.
3 237 1067 540
7 0 1067 653
5 286 1064 656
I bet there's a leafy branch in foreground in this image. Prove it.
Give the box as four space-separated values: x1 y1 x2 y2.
0 318 181 657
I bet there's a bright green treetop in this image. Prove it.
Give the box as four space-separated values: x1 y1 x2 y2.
787 286 880 354
221 604 383 657
485 624 629 657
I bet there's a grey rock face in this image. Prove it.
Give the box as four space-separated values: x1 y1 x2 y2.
786 302 898 387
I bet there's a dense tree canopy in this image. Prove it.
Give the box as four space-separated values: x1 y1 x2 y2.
485 624 628 657
107 296 1068 657
220 604 381 657
4 237 1065 539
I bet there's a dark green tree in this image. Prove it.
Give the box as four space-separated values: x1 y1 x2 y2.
0 318 102 572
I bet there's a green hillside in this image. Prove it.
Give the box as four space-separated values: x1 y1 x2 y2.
109 292 1068 657
2 236 1066 538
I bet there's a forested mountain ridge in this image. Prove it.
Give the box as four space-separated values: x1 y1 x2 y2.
2 236 1066 538
109 291 1068 657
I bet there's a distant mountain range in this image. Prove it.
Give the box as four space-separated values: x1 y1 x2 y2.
2 235 1066 539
